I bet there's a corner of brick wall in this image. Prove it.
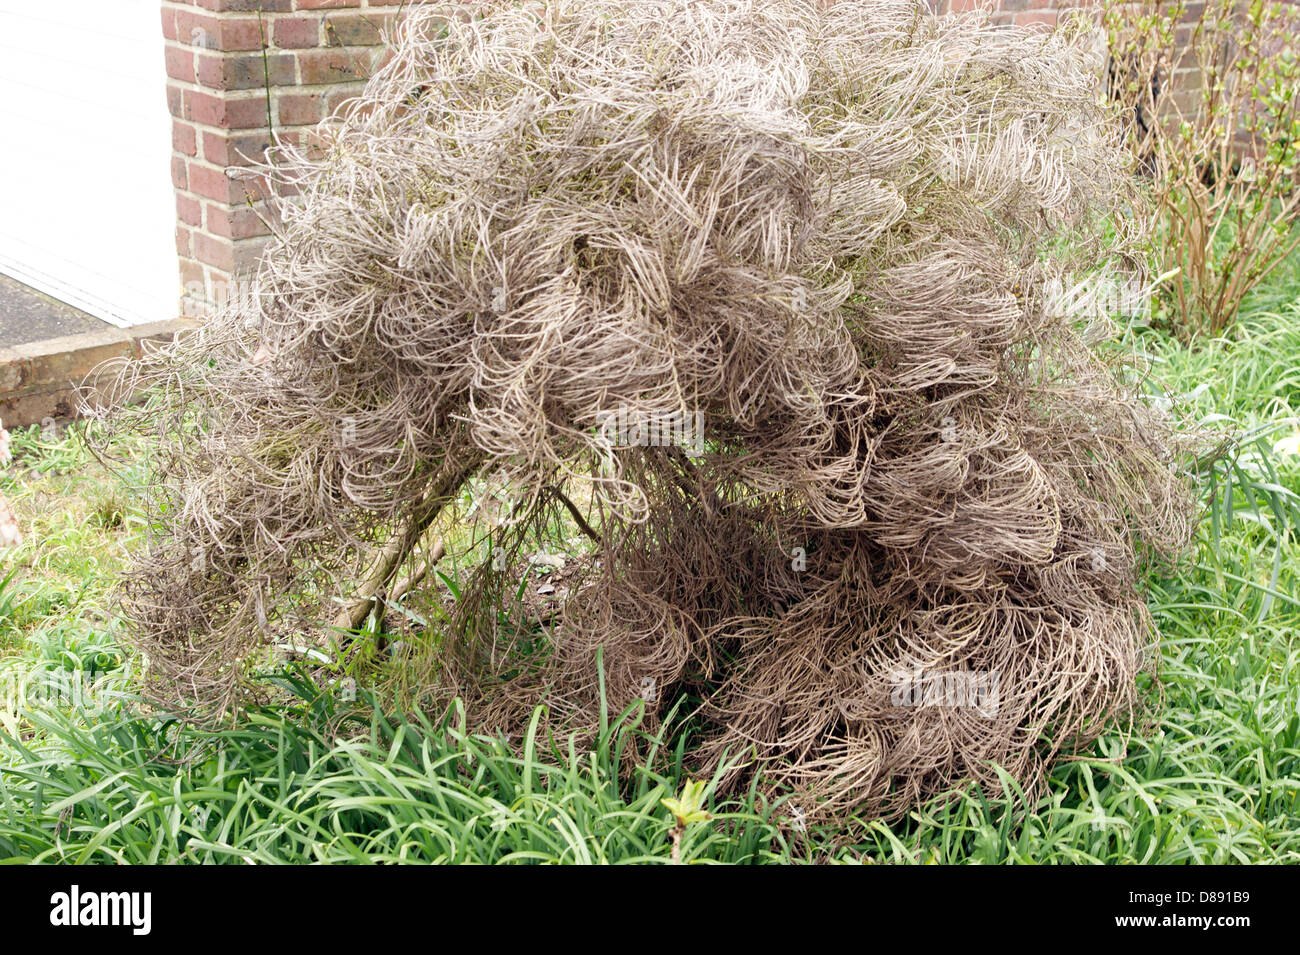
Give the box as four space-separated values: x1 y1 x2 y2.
162 0 408 319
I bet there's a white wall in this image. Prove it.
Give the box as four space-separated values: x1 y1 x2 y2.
0 0 178 328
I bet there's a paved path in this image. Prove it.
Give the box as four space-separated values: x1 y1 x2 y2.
0 273 110 346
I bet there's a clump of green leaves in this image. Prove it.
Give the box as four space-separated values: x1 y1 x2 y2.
662 779 713 864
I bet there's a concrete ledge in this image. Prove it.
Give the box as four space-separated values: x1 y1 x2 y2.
0 319 197 428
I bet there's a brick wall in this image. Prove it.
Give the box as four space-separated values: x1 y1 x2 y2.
159 0 1087 319
930 0 1077 27
162 0 405 317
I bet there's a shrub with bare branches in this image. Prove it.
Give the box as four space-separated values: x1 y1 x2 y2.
1104 0 1300 337
90 0 1193 823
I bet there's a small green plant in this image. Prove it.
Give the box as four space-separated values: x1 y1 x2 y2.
662 779 713 864
1103 0 1300 337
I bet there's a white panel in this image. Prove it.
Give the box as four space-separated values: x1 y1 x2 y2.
0 0 179 327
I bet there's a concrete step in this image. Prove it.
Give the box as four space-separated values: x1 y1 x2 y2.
0 275 194 428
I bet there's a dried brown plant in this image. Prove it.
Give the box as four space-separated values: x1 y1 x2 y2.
89 0 1194 822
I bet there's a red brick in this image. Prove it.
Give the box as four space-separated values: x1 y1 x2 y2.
166 84 184 118
161 7 179 41
196 0 292 12
237 174 275 205
207 203 271 240
324 84 366 118
177 194 204 227
201 130 225 166
297 0 361 9
185 88 270 129
203 266 230 302
187 162 241 203
194 232 236 272
176 225 193 257
197 52 295 90
172 156 189 190
176 11 265 52
278 92 325 126
194 54 223 90
274 17 321 48
165 45 196 83
325 13 390 47
173 121 198 156
299 48 367 84
177 13 219 51
202 129 276 167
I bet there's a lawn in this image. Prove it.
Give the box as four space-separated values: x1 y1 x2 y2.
1 268 1298 864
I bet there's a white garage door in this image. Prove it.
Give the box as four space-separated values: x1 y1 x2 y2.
0 0 178 328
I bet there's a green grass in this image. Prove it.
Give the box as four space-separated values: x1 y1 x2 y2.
1 283 1298 863
0 673 790 864
0 422 142 658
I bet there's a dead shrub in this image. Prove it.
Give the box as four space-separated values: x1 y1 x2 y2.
89 0 1194 822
